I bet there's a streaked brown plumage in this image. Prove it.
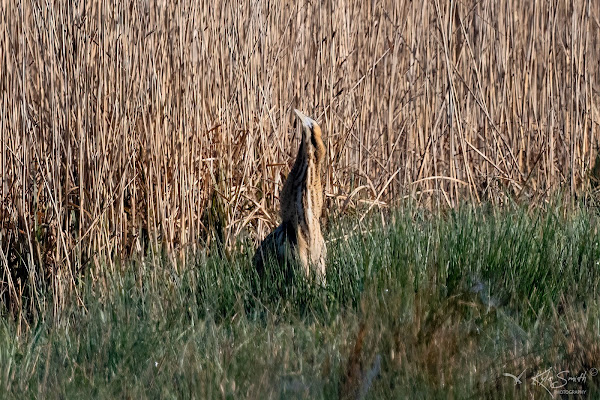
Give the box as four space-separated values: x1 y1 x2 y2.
253 109 327 280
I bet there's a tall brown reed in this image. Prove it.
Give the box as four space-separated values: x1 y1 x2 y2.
1 0 599 316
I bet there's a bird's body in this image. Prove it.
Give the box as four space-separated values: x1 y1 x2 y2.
253 109 327 279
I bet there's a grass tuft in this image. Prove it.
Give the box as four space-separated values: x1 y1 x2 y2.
1 203 599 398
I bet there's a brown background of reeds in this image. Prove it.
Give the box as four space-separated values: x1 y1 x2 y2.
1 0 599 309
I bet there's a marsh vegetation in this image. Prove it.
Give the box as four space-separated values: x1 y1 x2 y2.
1 0 600 398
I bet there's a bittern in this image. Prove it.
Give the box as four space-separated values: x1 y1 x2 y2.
253 109 327 280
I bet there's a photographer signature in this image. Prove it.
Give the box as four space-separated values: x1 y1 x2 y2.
502 367 597 397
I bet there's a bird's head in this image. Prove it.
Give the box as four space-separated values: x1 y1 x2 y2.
294 109 325 164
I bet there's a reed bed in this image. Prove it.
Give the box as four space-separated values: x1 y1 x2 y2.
1 0 599 314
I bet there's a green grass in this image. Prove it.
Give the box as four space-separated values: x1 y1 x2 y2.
2 203 600 399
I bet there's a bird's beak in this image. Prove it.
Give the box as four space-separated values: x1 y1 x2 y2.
294 109 315 129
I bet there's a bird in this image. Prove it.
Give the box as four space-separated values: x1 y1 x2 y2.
253 109 327 281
